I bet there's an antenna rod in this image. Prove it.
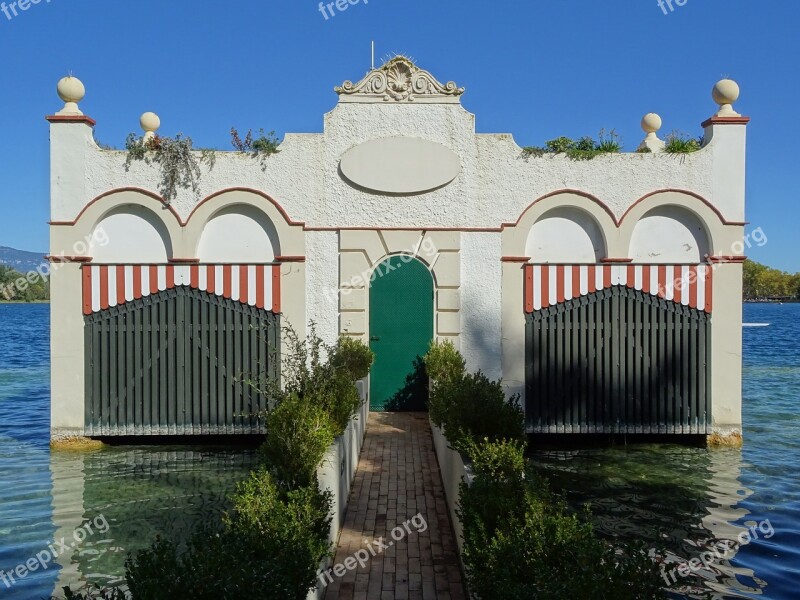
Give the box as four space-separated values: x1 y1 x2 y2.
371 41 375 70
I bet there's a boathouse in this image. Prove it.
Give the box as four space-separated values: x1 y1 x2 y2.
47 57 749 443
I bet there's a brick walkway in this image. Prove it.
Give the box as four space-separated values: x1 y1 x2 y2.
323 412 466 600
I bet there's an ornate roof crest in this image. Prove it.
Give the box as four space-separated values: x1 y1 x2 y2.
335 56 465 104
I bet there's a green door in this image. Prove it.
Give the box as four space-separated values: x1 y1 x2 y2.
369 256 434 411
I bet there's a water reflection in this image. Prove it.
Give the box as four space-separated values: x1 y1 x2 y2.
528 445 770 599
0 442 256 599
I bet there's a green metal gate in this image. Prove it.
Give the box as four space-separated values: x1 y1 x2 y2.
525 286 711 434
84 287 280 436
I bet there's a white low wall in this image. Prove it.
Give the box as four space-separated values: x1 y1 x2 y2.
308 382 369 600
430 418 472 556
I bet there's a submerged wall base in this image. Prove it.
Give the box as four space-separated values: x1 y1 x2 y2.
708 429 744 448
49 435 105 451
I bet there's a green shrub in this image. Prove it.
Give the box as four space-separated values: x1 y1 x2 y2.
427 369 449 430
248 324 373 437
424 339 466 385
59 585 127 599
433 372 525 454
120 470 332 600
227 468 332 582
260 394 337 489
330 335 374 382
460 437 526 482
459 466 664 599
303 370 362 439
424 343 524 451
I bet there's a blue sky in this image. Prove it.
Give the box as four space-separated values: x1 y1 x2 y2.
1 0 798 271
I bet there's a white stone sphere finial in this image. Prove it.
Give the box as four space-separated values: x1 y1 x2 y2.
56 75 85 116
712 79 741 117
140 112 161 141
641 113 662 134
638 112 665 153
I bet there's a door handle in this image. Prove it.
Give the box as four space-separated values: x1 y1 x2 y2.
370 336 381 341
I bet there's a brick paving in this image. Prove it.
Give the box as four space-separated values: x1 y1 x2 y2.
323 412 466 600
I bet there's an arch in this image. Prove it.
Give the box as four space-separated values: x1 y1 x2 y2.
620 189 739 227
197 204 280 262
58 187 182 227
628 205 711 263
503 192 615 260
526 206 606 263
187 189 305 259
90 203 173 263
620 191 727 261
59 189 180 262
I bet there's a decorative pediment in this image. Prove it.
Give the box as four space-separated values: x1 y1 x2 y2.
335 56 465 104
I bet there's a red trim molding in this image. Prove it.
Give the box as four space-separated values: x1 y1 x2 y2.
45 115 96 127
706 255 747 264
600 258 633 264
168 258 201 264
619 189 740 227
501 256 531 263
502 189 617 229
47 186 746 235
46 255 92 263
187 188 306 228
275 255 306 263
701 116 751 128
50 187 183 227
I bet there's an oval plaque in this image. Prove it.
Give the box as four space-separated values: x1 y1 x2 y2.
339 137 461 194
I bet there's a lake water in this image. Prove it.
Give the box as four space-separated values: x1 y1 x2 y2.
0 304 258 599
0 303 798 598
529 303 800 599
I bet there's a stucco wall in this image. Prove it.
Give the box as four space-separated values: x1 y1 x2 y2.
460 233 502 380
51 106 729 229
48 68 748 439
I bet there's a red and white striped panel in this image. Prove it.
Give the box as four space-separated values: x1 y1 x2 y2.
524 264 713 313
82 264 281 315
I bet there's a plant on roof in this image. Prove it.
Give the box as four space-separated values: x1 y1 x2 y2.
231 127 281 169
664 131 703 154
124 133 215 205
521 146 547 158
521 130 623 161
546 136 576 154
596 128 623 153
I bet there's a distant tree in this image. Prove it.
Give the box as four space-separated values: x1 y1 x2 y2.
742 260 799 300
792 273 800 299
0 265 49 302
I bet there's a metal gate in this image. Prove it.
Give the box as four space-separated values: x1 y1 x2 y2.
525 285 711 435
84 286 280 436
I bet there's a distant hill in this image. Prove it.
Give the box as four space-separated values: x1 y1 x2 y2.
0 246 47 274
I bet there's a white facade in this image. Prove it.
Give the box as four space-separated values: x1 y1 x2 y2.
48 58 750 442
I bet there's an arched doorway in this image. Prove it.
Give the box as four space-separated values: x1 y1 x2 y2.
369 256 434 411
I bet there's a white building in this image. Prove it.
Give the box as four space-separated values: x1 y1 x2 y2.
48 57 749 444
